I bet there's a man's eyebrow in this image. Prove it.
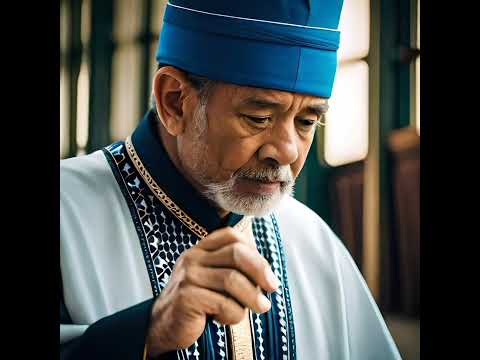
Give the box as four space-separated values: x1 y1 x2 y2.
305 103 329 118
238 97 283 110
238 96 329 117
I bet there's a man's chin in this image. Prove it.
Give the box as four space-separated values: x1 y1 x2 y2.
216 190 287 217
234 178 282 196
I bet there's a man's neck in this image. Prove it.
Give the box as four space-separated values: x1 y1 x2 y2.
156 123 230 220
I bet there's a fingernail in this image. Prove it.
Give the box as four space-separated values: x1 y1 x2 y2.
258 294 271 312
265 268 280 290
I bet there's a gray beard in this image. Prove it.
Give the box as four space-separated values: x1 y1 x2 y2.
187 101 295 217
202 174 295 217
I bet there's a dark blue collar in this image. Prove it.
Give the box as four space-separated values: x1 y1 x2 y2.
131 111 244 232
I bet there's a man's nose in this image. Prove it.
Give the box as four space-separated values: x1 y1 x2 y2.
258 121 299 166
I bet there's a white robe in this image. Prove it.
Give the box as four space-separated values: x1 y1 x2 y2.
60 149 401 359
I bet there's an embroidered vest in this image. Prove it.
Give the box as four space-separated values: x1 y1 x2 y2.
103 139 296 360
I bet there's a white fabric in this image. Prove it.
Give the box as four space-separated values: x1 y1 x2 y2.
60 150 401 359
60 150 153 343
60 324 89 344
274 198 401 359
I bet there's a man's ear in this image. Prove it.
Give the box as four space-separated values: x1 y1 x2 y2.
152 66 194 136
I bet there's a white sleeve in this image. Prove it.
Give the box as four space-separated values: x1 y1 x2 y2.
276 195 402 359
60 324 89 344
333 237 402 360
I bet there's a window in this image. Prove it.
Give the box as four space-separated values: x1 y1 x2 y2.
76 0 91 156
325 61 369 166
76 58 90 155
321 0 370 167
60 1 70 159
415 0 420 134
110 0 145 142
60 0 91 158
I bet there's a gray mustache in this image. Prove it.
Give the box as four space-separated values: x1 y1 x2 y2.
237 167 294 184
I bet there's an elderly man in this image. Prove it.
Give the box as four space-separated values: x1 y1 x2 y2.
60 0 401 359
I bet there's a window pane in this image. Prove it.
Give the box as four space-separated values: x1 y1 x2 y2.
415 56 420 135
415 0 420 135
76 59 90 155
60 67 70 159
81 0 91 47
110 44 143 141
151 0 167 36
60 1 70 159
324 61 369 166
60 1 70 53
417 0 420 49
113 0 144 44
337 0 370 62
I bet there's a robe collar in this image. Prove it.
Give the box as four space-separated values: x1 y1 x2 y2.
130 110 244 233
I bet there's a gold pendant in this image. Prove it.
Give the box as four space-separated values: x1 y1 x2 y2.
227 311 254 360
227 217 255 360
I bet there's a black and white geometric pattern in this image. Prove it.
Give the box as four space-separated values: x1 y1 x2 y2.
252 217 296 360
104 141 296 360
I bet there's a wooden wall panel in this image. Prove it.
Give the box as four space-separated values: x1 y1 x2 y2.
388 127 420 316
330 161 365 272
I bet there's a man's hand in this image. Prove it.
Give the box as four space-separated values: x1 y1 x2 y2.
145 226 279 356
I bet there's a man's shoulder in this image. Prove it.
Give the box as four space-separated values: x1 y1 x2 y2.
273 195 343 257
60 150 115 197
274 195 329 230
61 149 108 176
60 149 129 230
61 149 110 182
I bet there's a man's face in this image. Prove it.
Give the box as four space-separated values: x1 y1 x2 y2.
178 82 328 216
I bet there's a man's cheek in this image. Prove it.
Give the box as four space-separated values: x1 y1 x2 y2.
220 144 258 172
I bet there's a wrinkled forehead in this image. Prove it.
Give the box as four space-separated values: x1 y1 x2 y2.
214 82 328 110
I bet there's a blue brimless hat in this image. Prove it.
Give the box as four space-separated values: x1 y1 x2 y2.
156 0 344 98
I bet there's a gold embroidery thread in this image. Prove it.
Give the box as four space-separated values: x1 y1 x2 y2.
124 137 251 238
125 136 208 238
125 136 255 359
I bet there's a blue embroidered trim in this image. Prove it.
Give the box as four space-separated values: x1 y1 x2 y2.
102 140 296 359
271 214 297 360
104 141 225 360
103 143 160 296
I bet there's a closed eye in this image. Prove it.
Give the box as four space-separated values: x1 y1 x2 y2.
243 115 271 125
297 119 317 126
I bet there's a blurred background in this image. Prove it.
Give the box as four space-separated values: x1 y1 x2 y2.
60 0 420 358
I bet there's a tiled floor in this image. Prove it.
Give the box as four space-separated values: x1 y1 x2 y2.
385 314 420 360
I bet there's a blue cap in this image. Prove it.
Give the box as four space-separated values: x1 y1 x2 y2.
156 0 344 98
